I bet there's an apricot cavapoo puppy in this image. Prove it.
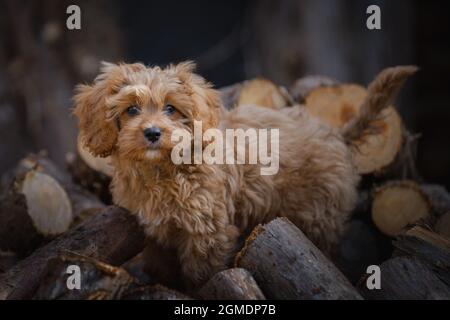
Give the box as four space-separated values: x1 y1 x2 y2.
73 61 416 287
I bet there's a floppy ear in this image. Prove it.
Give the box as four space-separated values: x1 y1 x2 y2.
171 61 222 132
73 62 146 157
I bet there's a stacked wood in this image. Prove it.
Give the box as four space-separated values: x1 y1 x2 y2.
291 68 418 177
393 226 450 268
371 181 431 236
0 169 73 255
359 226 450 299
198 268 265 300
219 78 292 110
33 251 135 300
358 256 450 300
0 152 107 255
10 152 106 220
0 206 145 299
235 217 362 299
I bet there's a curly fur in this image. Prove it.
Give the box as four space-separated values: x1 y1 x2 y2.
73 61 411 287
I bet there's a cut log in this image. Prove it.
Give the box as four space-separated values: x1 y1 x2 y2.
198 268 265 300
305 84 404 175
435 212 450 238
235 217 362 300
289 75 338 104
14 152 106 222
123 284 191 300
0 169 72 255
219 78 292 110
393 226 450 268
0 206 145 299
238 78 291 109
371 181 431 236
421 184 450 216
358 256 450 300
33 251 135 300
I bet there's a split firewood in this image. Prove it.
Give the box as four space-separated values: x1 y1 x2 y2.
421 184 450 216
393 226 450 269
198 268 265 300
371 181 431 236
0 206 145 299
358 256 450 300
235 217 362 299
33 251 135 300
0 169 73 255
298 67 417 176
219 78 292 110
7 152 106 220
435 212 450 238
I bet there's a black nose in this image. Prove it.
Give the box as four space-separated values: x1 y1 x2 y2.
143 127 161 143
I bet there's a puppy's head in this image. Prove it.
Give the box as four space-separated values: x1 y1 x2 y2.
73 61 221 164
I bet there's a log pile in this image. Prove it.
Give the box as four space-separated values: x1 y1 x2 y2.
0 67 449 300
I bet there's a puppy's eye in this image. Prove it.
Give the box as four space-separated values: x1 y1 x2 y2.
163 104 176 115
126 106 140 116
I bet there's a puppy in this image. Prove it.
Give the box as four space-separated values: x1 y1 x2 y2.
73 62 416 287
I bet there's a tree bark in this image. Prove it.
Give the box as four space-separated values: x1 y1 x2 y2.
235 217 362 300
198 268 265 300
0 206 145 299
359 256 450 300
33 251 136 300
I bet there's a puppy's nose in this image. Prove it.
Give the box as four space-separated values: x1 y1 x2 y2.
143 127 161 143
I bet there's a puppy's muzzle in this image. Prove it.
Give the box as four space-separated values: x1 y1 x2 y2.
143 127 161 143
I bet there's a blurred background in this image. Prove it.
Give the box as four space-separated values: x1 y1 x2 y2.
0 0 449 188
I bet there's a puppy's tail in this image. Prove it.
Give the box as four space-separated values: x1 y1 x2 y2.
341 65 418 145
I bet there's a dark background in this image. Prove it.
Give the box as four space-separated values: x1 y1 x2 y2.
1 0 449 188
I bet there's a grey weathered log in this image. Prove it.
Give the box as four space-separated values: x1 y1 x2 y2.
198 268 265 300
235 217 362 300
0 206 145 299
359 256 450 300
33 251 135 300
393 226 450 269
0 169 73 255
421 184 450 216
123 284 191 300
